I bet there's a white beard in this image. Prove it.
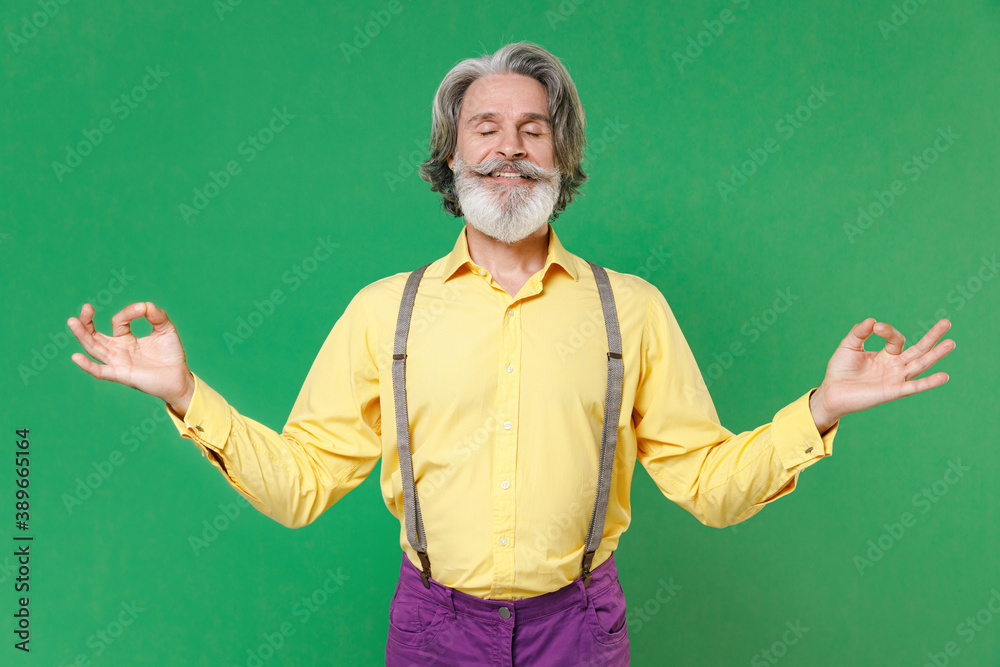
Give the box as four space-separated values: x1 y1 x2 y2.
452 154 561 245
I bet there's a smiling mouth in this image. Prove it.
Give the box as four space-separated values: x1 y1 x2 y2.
484 170 534 182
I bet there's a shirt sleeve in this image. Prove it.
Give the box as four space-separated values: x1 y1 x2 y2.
164 288 383 529
633 287 839 528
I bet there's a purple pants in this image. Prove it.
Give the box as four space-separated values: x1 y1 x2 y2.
384 551 630 666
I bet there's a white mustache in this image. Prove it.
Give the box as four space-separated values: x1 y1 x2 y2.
467 159 559 181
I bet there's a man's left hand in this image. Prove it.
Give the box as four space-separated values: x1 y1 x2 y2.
809 317 956 432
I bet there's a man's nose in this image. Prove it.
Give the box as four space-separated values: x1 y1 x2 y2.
495 129 527 160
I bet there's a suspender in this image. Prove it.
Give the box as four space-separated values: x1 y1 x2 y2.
391 264 433 587
391 260 623 590
582 261 625 587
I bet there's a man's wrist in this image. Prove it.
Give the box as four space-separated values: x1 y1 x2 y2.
166 371 196 419
809 385 840 434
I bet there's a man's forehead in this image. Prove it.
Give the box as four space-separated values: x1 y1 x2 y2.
460 74 549 123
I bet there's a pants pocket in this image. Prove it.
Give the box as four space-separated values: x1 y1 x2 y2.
386 580 448 649
585 579 629 645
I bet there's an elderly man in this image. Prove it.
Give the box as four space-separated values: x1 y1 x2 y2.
68 42 955 666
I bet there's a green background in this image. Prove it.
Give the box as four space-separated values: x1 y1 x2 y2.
3 0 997 664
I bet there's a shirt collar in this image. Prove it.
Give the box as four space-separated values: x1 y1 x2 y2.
441 223 580 284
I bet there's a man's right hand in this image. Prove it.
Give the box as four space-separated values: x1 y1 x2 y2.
68 302 196 417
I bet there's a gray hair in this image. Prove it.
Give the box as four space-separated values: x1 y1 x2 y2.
418 42 588 220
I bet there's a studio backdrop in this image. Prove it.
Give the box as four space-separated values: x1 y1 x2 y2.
2 1 997 665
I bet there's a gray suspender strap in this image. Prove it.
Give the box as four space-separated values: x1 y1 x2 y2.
392 263 433 588
390 260 624 591
581 260 624 588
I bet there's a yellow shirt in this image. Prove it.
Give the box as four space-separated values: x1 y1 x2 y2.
166 223 838 600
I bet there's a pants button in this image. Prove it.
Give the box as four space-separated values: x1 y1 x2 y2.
498 607 511 619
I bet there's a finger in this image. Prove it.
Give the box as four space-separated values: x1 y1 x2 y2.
67 315 112 363
839 317 877 352
905 337 956 379
76 302 96 334
898 371 950 399
874 322 905 355
899 318 952 365
67 315 91 344
143 301 174 334
70 351 114 381
110 302 148 337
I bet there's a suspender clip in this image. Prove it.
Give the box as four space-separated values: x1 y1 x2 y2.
392 353 406 360
581 549 596 588
417 550 432 589
607 351 622 360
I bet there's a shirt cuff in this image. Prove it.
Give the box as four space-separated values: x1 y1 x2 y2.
771 387 839 470
165 372 233 457
729 388 839 521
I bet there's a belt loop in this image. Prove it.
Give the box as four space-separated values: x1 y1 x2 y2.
445 587 456 619
576 577 589 610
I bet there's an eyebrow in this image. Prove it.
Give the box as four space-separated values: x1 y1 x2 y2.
465 111 551 127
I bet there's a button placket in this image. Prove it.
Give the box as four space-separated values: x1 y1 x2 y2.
492 299 520 595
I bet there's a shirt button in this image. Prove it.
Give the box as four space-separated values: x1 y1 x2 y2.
500 480 510 490
477 267 486 276
499 537 508 546
805 446 814 453
503 421 512 430
497 588 505 594
505 364 513 373
506 309 512 317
